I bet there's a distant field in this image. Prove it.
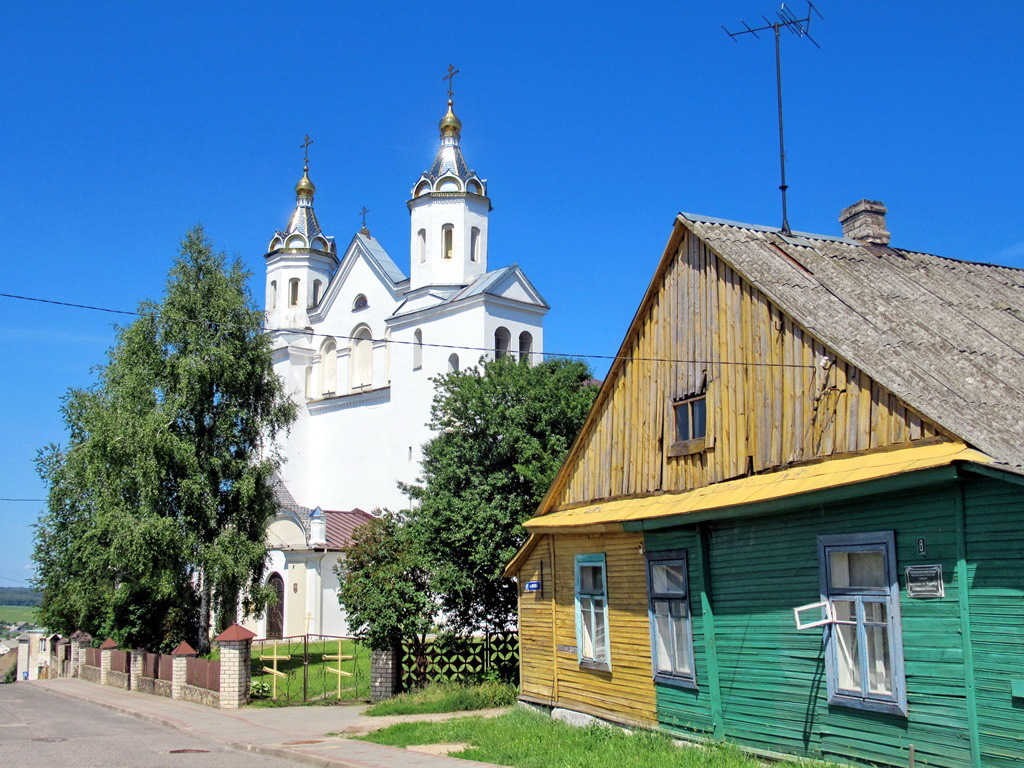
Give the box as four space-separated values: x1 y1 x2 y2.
0 605 38 624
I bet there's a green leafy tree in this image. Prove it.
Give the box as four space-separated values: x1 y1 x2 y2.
405 356 598 635
335 510 435 655
32 226 296 652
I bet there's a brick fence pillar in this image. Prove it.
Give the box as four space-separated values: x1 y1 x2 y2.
370 642 402 702
215 624 255 710
68 636 81 678
170 641 197 700
129 649 145 691
99 638 117 685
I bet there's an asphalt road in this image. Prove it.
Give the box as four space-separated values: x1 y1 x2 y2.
0 684 300 767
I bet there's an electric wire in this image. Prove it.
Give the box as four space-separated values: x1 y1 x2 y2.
0 291 814 370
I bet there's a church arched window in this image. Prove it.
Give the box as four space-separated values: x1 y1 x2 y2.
494 327 511 359
418 229 427 263
304 365 313 399
519 331 533 363
319 337 337 396
413 329 423 370
350 326 373 389
470 227 481 263
448 353 460 373
311 280 323 307
442 225 454 259
289 278 300 307
269 280 277 310
353 294 368 311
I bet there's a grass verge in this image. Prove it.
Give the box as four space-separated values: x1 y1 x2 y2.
361 707 813 768
364 682 517 716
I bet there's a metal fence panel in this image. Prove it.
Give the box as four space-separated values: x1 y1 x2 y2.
400 632 519 691
249 634 369 703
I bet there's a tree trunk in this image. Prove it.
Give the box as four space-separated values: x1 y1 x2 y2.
197 573 211 655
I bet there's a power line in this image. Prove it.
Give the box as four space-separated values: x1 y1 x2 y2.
0 291 813 370
0 498 46 502
0 575 32 586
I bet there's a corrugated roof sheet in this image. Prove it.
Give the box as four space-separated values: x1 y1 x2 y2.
678 213 1024 469
526 442 991 531
324 509 375 549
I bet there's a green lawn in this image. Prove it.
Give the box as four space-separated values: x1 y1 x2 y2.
248 638 370 703
0 606 38 625
361 707 815 768
365 682 517 716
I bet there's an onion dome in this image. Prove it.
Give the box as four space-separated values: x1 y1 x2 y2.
439 99 462 140
410 97 487 200
267 163 335 255
295 166 316 198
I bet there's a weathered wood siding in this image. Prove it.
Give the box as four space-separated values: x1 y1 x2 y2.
647 482 984 768
549 231 945 510
517 535 555 703
518 531 657 726
964 476 1024 766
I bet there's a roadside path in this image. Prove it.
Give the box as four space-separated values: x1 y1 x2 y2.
27 678 511 768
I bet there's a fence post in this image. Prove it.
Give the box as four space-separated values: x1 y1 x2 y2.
76 631 92 677
99 638 117 685
215 624 255 710
129 649 145 691
370 641 402 702
171 641 197 700
68 634 81 678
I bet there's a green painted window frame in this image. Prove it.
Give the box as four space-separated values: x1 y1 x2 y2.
574 553 611 671
645 549 696 688
817 531 907 717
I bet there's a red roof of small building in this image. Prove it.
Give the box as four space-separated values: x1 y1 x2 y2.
323 508 376 549
171 641 197 656
99 638 118 650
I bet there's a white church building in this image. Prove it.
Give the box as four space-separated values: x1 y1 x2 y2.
243 93 549 639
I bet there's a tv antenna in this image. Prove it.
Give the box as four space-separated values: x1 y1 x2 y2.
724 2 822 235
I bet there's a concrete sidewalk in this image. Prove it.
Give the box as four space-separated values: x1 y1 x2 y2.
29 678 511 768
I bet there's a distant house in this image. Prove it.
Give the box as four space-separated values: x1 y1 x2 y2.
506 202 1024 768
0 639 16 656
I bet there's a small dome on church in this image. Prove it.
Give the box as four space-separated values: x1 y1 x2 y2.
439 100 462 139
296 167 316 197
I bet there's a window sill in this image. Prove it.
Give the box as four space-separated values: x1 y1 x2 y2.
668 437 705 458
828 694 907 717
653 672 698 690
579 660 611 673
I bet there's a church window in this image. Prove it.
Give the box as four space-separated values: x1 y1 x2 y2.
319 338 337 396
415 180 430 197
448 353 460 373
350 326 373 389
442 225 454 259
289 278 300 307
418 229 427 263
518 331 533 363
304 365 313 399
311 280 323 307
467 180 482 195
494 327 511 359
353 294 368 311
470 227 481 263
413 329 423 370
269 280 277 310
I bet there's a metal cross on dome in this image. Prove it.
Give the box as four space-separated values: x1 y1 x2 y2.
301 134 314 165
359 206 369 228
443 65 460 101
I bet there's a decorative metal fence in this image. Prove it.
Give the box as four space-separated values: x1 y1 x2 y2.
109 649 130 674
250 634 368 704
185 657 220 691
400 632 519 691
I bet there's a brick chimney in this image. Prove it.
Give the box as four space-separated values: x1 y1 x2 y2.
839 199 890 245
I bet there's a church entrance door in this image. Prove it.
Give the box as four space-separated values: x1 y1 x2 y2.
267 573 285 639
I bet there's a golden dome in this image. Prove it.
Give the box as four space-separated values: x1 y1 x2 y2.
295 166 316 197
439 100 462 138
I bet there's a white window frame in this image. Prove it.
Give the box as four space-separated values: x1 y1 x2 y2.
816 531 907 716
574 553 611 670
645 550 696 688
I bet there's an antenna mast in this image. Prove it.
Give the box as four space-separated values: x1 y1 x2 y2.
724 2 822 235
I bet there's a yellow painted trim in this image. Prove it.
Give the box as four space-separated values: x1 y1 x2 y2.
525 442 991 530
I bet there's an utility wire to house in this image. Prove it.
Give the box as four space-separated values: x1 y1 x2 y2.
0 291 814 370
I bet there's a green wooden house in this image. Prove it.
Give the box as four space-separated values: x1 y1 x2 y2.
506 201 1024 767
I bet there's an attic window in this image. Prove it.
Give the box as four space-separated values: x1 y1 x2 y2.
668 395 706 457
353 294 368 311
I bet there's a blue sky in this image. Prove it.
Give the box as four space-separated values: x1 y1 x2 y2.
2 1 1023 588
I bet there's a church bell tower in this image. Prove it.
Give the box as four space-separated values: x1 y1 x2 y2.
408 68 491 290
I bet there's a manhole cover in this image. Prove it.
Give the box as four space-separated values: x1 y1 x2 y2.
282 739 324 745
169 749 210 753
